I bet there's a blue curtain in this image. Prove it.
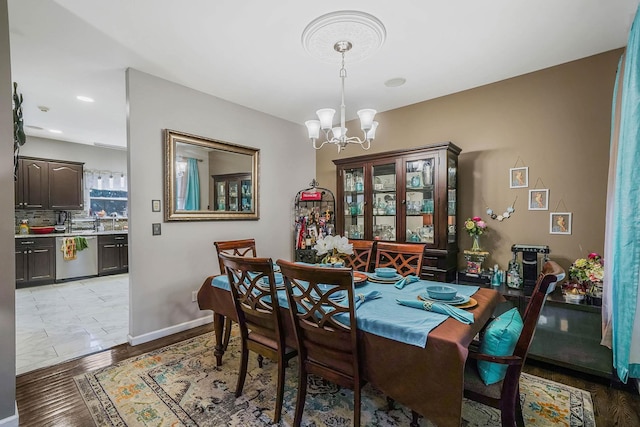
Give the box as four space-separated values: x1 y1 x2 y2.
184 158 200 210
603 5 640 383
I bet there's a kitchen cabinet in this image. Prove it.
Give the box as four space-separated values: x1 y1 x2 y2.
48 161 84 210
333 142 461 282
15 158 48 209
98 234 128 275
15 237 56 287
15 157 84 210
212 173 252 212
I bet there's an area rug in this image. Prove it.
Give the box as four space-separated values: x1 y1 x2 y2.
75 332 595 426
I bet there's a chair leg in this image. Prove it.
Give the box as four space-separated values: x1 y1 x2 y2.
222 317 232 351
354 383 361 427
515 389 525 427
293 364 308 427
257 354 264 368
410 410 421 427
273 356 286 423
500 393 518 427
235 342 249 397
386 396 395 410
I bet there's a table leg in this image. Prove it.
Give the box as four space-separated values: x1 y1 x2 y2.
213 312 226 366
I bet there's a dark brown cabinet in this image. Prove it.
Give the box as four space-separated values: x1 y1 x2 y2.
15 158 48 209
98 234 128 275
15 157 84 210
48 161 84 210
212 173 252 212
15 237 56 287
333 142 461 282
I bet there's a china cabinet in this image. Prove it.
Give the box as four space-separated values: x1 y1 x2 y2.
212 173 252 212
333 142 461 282
293 180 335 263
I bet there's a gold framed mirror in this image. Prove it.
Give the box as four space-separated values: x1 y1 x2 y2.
163 129 259 221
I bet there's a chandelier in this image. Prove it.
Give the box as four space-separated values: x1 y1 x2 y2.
304 41 378 153
301 11 385 153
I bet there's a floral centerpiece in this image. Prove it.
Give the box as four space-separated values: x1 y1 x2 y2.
464 216 487 251
566 253 604 303
313 235 353 265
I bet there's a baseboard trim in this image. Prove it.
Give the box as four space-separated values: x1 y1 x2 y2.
127 315 213 346
0 402 19 427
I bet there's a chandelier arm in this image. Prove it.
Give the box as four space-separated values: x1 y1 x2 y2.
311 138 330 150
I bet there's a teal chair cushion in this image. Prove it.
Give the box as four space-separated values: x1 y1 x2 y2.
477 307 524 385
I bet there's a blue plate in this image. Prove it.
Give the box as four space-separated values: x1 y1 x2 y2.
368 272 403 282
258 272 284 286
419 293 470 305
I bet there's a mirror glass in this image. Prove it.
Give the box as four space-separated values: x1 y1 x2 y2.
164 129 259 221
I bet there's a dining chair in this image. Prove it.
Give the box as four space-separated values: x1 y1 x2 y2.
214 238 258 350
344 239 375 272
276 259 364 427
374 242 425 276
218 253 297 424
461 260 565 427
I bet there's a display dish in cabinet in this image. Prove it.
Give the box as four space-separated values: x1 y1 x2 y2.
333 142 460 282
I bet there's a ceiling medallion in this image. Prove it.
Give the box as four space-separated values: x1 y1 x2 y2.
301 10 386 64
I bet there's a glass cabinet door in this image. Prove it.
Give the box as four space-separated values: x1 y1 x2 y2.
447 157 457 243
371 162 397 241
241 179 252 211
404 157 436 244
228 181 239 211
343 166 365 239
216 181 226 211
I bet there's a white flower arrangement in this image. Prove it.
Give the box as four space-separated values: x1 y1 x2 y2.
313 235 353 264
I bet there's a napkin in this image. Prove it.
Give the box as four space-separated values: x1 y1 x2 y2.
394 275 420 289
395 299 474 324
355 291 382 309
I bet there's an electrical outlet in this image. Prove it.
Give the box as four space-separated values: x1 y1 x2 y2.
192 290 198 302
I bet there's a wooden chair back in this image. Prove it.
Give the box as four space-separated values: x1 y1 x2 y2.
277 259 363 426
374 242 425 276
219 253 294 423
344 240 375 272
214 238 257 273
463 260 565 427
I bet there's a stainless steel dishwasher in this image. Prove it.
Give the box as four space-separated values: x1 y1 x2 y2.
55 235 99 280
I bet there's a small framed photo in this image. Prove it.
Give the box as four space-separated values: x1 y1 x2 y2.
509 167 528 188
550 212 572 235
152 199 161 212
528 189 549 210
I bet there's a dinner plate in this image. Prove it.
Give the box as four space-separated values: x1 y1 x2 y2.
310 290 347 303
367 272 403 283
353 272 368 286
418 293 470 305
417 294 478 309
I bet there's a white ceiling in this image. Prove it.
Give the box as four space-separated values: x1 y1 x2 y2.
8 0 639 149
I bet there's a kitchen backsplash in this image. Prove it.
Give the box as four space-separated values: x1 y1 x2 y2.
15 209 128 233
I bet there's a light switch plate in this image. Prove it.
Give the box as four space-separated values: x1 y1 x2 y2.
152 223 161 235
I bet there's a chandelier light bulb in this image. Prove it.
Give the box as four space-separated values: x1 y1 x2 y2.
305 120 321 139
357 109 377 131
366 121 379 140
316 109 336 129
332 126 346 139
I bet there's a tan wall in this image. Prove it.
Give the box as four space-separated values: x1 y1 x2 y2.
316 49 622 273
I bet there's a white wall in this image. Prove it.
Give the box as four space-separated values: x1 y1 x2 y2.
0 1 17 424
126 68 313 342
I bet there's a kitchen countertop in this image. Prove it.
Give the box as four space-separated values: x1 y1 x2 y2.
15 230 128 238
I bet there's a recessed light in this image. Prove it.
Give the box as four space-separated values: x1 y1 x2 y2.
49 129 63 134
384 77 406 88
77 95 95 103
38 105 50 112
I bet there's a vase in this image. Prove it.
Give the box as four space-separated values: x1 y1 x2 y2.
470 234 481 252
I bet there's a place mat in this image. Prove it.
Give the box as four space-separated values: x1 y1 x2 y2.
418 294 478 309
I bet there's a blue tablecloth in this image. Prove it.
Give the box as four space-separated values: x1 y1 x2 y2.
210 275 479 348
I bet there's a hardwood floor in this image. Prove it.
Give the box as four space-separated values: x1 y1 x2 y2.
16 323 640 426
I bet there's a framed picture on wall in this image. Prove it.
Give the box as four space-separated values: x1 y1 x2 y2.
509 167 528 188
550 212 572 235
528 189 549 210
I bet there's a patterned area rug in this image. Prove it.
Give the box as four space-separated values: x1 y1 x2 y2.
75 332 595 426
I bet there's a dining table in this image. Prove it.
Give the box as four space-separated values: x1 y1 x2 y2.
197 270 503 427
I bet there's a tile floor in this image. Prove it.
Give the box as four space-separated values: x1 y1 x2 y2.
15 274 129 375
